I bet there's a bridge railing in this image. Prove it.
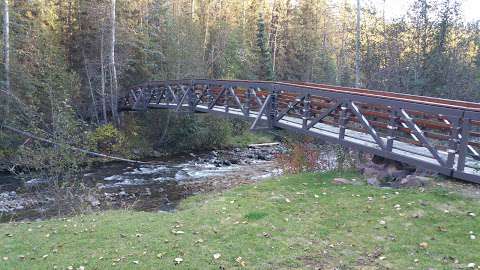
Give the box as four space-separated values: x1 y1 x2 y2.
119 79 480 183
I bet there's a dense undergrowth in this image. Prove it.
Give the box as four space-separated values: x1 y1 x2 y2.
0 111 275 174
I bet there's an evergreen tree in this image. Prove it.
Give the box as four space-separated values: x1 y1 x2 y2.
256 12 274 81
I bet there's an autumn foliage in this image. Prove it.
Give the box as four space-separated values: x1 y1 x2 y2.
276 141 322 174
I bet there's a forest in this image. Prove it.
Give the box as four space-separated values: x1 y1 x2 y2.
0 0 479 174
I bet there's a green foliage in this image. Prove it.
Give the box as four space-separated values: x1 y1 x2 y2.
121 111 233 155
87 124 128 156
256 12 274 81
120 111 274 156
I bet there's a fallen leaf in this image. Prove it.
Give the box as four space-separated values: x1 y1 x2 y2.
437 226 448 232
132 260 139 264
235 256 246 267
285 198 291 203
213 253 221 260
419 242 429 249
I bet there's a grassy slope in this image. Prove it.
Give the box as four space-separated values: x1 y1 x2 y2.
1 171 479 269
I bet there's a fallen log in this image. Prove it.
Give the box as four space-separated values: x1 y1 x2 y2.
248 142 280 148
1 124 152 164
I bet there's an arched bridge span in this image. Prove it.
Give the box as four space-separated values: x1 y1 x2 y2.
119 79 480 184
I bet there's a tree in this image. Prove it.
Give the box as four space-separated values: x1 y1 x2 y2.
256 12 274 81
110 0 119 124
3 0 9 93
355 0 361 87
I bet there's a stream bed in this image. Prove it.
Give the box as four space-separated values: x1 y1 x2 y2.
0 145 289 222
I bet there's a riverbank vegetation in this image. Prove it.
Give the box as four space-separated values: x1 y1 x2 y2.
1 171 479 269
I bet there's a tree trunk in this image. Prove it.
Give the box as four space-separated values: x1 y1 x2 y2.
110 0 119 125
3 0 10 93
355 0 361 88
202 2 210 64
269 0 279 79
100 22 108 124
82 49 99 125
191 0 195 21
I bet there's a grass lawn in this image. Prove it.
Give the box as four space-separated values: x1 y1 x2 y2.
1 171 479 269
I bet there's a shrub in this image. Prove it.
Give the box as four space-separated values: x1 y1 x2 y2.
87 124 128 155
277 141 322 174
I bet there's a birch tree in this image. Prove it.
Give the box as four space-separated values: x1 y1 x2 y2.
355 0 361 87
3 0 10 93
110 0 119 124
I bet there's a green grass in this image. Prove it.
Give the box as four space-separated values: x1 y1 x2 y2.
1 171 480 269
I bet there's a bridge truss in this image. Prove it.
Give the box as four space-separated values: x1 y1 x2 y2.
119 79 480 184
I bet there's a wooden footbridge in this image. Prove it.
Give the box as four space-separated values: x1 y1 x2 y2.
119 79 480 184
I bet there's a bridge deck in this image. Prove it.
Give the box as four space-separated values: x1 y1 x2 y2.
120 79 480 184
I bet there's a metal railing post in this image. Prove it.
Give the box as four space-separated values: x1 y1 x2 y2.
245 88 251 117
268 90 278 128
302 94 311 129
386 107 399 152
339 101 349 141
446 117 461 169
457 117 471 173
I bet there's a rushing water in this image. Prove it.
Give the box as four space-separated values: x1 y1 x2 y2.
0 147 284 222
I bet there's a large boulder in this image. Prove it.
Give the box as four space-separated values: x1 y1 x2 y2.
360 155 417 187
367 177 381 187
392 175 433 188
